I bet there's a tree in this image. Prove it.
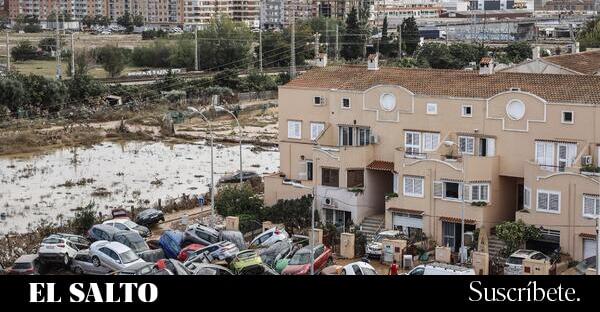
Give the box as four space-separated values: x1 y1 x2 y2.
19 74 68 112
495 220 541 257
167 39 195 69
262 195 318 235
117 11 134 32
213 69 242 90
448 43 487 68
0 78 26 112
94 15 110 27
504 41 532 64
68 49 95 77
242 70 277 92
401 16 420 56
68 203 100 235
577 16 600 50
215 185 263 217
416 42 453 69
97 46 127 78
379 15 394 57
196 17 253 70
65 74 107 103
11 40 38 61
82 15 95 28
133 14 145 27
341 6 363 60
38 37 57 53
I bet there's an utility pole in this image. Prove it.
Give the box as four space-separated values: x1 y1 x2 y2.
194 25 198 71
335 24 339 61
398 27 402 58
325 19 329 57
70 32 75 77
5 32 9 71
596 217 599 275
259 15 263 72
55 13 62 80
290 9 296 79
314 32 320 58
445 23 449 45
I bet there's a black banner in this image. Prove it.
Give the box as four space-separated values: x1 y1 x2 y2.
0 275 599 307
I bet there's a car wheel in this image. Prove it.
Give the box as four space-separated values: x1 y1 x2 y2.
74 267 83 275
63 254 70 266
92 256 101 267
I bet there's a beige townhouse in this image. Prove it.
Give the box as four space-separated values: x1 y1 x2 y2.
264 55 600 261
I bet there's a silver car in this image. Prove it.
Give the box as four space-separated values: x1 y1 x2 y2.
89 240 147 271
70 250 111 275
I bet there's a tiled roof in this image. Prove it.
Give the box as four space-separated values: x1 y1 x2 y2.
283 65 600 105
366 160 395 172
543 50 600 75
439 216 477 225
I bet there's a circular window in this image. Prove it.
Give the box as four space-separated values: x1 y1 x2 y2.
506 100 525 120
379 93 396 111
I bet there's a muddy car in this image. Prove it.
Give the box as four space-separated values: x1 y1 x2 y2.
6 254 41 275
113 230 164 262
134 209 165 227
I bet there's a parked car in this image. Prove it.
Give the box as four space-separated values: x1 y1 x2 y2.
103 219 150 237
112 230 163 262
134 208 165 227
219 230 246 250
340 261 378 275
230 250 263 274
365 230 403 258
274 243 306 273
504 249 549 275
53 233 90 250
159 230 185 259
249 227 289 249
281 244 333 275
177 244 205 262
405 263 476 275
183 224 220 246
218 170 258 184
574 256 596 275
154 259 190 275
187 241 239 262
89 241 147 271
113 262 157 275
87 224 121 242
70 250 112 275
6 254 40 275
259 240 293 267
239 263 279 275
185 263 234 275
38 234 80 265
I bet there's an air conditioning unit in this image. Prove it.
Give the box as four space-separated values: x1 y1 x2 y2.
320 97 327 105
323 197 335 207
369 134 379 144
582 155 593 166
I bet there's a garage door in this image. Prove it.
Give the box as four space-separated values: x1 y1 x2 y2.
392 213 423 229
583 239 597 260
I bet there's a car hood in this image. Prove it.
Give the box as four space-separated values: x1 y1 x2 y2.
367 242 382 250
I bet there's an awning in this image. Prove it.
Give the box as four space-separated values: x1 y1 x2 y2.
388 207 425 215
439 216 477 225
366 160 395 172
579 233 596 240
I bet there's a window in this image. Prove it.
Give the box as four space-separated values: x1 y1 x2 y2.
462 105 473 117
403 176 424 197
405 131 421 156
347 169 364 188
535 141 577 172
442 222 456 250
426 103 438 114
313 96 322 105
357 128 371 146
341 98 351 109
310 122 325 141
393 173 399 194
287 120 301 139
523 187 531 209
537 190 560 213
306 160 313 181
339 126 353 146
561 111 574 124
458 136 475 155
423 132 440 151
322 168 339 187
479 137 495 157
339 126 370 146
469 183 489 202
583 195 600 218
444 182 461 200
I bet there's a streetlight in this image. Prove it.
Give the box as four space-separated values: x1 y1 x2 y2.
214 105 243 185
443 140 468 264
290 181 316 275
188 106 215 223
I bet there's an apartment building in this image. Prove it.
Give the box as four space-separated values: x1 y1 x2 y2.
468 0 534 10
282 0 317 26
261 0 284 29
264 56 600 261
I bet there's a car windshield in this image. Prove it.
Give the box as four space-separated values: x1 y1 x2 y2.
362 267 377 275
119 250 140 264
289 251 311 265
13 263 32 269
123 220 138 228
576 256 596 272
130 240 149 252
507 256 524 265
238 251 257 260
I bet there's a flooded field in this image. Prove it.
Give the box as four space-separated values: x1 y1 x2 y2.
0 140 279 234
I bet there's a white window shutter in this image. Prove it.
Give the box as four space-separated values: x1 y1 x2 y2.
298 161 307 180
481 184 489 201
393 173 399 194
549 193 559 212
545 143 554 171
566 143 577 166
538 192 548 210
463 184 472 201
415 178 423 195
433 181 443 198
584 197 595 215
486 138 495 157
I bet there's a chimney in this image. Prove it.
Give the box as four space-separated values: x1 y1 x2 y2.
315 53 327 67
479 57 494 75
532 46 541 59
367 53 379 70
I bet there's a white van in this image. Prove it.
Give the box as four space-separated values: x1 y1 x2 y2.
405 262 476 275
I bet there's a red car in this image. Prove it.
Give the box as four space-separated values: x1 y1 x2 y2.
281 244 333 275
177 244 205 262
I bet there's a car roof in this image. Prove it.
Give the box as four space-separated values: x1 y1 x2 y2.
114 230 142 240
15 254 38 262
138 209 161 215
104 218 132 225
298 244 324 253
511 249 539 258
377 230 401 236
190 224 219 235
102 241 131 253
93 224 120 233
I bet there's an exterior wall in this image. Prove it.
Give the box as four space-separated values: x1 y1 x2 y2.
268 66 600 260
501 59 581 75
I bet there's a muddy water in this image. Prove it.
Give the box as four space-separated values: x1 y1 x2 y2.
0 140 280 234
